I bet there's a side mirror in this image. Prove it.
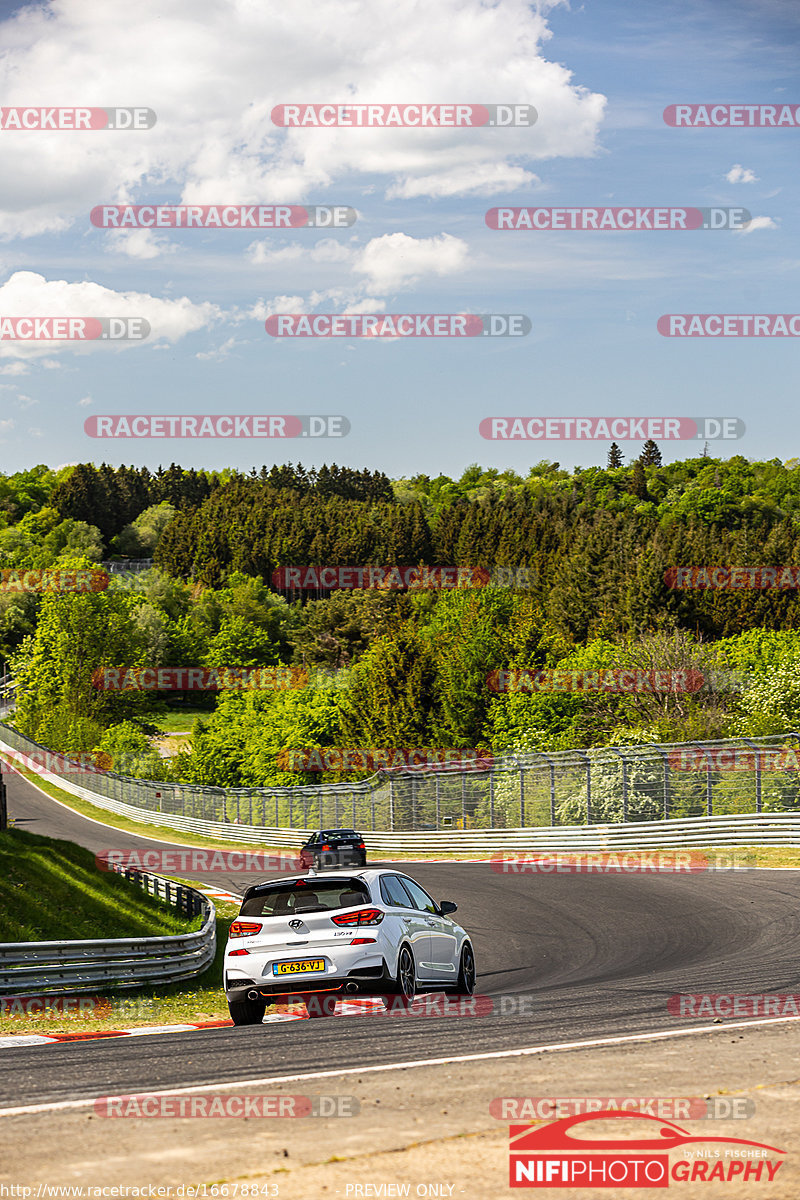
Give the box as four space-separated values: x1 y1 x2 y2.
439 900 458 915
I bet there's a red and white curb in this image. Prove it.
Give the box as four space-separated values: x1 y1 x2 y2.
0 998 388 1048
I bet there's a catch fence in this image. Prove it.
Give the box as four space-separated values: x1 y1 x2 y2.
1 722 798 835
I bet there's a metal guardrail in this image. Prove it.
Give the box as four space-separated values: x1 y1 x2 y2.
0 868 216 995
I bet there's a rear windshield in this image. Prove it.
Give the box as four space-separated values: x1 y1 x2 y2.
321 830 359 840
240 878 371 918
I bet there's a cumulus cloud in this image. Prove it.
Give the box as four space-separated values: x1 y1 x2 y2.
0 0 605 236
738 215 778 233
354 232 469 293
726 164 758 184
0 271 219 358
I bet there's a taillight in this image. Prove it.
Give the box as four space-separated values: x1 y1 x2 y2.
321 843 331 850
351 937 377 945
358 842 365 849
228 948 250 956
331 908 384 926
229 921 262 938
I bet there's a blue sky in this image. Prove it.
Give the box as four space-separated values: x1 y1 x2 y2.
0 0 796 479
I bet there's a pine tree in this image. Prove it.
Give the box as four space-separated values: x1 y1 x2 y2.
607 443 623 469
640 440 662 467
630 460 649 500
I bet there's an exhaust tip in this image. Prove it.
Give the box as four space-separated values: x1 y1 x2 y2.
345 982 358 993
247 989 260 1001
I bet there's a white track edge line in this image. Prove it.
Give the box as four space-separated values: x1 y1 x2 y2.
2 1014 799 1118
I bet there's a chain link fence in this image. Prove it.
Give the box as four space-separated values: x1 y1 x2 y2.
2 721 800 832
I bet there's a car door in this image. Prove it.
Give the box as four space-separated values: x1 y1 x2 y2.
399 876 458 979
379 874 434 979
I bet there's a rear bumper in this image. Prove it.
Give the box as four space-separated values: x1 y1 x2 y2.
225 961 391 1005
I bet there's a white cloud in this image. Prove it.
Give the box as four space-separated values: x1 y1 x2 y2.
105 229 176 260
354 232 469 293
78 395 93 407
196 335 241 361
248 237 353 266
0 271 219 358
738 215 778 233
0 360 28 376
0 0 605 237
726 164 758 184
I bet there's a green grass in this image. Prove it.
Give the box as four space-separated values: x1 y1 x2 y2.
0 901 239 1035
0 826 203 942
143 707 212 733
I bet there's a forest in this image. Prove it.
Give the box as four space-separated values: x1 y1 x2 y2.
3 448 800 789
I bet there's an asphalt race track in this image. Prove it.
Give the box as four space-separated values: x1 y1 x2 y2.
5 768 800 1110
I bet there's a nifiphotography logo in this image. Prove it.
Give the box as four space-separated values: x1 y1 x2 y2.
508 1111 785 1187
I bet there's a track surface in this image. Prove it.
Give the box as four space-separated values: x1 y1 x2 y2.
5 768 800 1109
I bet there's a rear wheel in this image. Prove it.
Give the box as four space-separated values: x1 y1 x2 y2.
454 944 476 996
228 995 267 1025
386 945 416 1009
305 993 337 1018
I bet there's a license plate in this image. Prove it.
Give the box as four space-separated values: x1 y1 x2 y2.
273 959 325 975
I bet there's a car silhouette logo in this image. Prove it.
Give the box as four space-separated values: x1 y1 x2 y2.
509 1112 785 1188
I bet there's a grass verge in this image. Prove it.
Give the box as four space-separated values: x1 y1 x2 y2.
0 826 203 942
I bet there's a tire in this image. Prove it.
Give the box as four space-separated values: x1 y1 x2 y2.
454 943 476 996
228 995 267 1026
386 944 416 1009
305 993 337 1018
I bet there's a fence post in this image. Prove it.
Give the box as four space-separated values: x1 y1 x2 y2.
436 774 441 830
489 769 495 828
389 776 395 831
741 738 762 814
0 766 6 830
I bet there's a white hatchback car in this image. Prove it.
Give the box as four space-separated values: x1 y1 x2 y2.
224 868 476 1024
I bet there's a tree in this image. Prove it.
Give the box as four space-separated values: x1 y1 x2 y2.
629 460 649 500
640 440 663 467
607 443 623 469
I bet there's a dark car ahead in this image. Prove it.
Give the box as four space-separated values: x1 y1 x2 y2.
299 829 367 869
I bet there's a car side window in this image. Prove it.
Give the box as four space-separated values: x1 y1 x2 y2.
398 877 438 914
380 874 415 908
